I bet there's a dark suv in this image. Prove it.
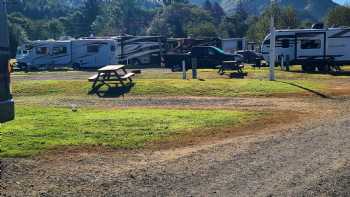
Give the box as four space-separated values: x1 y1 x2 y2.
190 46 242 68
235 50 263 65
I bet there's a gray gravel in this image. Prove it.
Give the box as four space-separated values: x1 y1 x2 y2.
89 116 349 197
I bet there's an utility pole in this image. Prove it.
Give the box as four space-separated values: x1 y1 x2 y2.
269 0 276 81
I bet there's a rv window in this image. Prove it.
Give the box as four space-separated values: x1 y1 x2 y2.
111 45 116 52
87 45 99 53
53 46 67 55
36 47 48 55
282 40 290 48
301 40 321 49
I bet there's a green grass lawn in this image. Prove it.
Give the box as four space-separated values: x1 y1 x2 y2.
0 105 258 157
4 67 336 158
12 78 325 98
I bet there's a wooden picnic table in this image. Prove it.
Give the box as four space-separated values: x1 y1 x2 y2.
217 61 244 75
88 65 135 91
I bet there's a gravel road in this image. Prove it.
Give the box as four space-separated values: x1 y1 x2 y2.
90 116 349 197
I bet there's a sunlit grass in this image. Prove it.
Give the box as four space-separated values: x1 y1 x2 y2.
0 105 258 157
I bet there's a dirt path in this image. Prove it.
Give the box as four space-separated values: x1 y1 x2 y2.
1 98 350 196
99 115 349 197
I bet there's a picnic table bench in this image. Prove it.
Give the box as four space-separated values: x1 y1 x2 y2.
217 61 244 75
89 65 135 91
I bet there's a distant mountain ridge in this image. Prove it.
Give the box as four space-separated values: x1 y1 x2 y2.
190 0 338 21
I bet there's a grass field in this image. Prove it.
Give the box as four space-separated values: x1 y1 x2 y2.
12 79 325 98
0 106 258 157
3 67 347 158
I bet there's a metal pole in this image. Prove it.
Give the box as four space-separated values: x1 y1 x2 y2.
269 0 276 81
182 60 186 80
191 58 197 79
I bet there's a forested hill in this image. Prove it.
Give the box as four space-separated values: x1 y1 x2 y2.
190 0 338 21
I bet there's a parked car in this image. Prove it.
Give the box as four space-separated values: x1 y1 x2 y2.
235 50 264 65
165 46 243 71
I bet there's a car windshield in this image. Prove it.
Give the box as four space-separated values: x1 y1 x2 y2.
213 47 225 54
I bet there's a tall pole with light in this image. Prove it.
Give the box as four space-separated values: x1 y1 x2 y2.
269 0 276 81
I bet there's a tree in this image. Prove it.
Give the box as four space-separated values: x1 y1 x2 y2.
202 0 212 12
218 1 248 38
247 4 299 42
8 23 28 57
47 20 65 39
326 6 350 27
211 2 225 23
147 3 215 37
156 0 189 6
81 0 102 35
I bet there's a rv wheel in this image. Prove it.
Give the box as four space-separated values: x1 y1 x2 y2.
73 63 81 70
301 65 316 73
317 65 330 73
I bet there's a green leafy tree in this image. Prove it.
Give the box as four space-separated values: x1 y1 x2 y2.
47 20 65 39
247 4 299 42
326 5 350 27
219 1 248 38
147 3 215 37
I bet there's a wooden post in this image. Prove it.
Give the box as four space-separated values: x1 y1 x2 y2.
191 58 197 79
182 60 186 80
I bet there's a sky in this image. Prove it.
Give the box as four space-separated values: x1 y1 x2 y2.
334 0 348 4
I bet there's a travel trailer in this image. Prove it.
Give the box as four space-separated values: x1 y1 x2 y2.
261 27 350 72
114 36 166 67
16 39 118 70
0 0 14 122
221 38 247 53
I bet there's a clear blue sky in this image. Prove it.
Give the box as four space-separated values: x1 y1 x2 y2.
334 0 347 5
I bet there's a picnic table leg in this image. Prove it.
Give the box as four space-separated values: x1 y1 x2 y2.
113 71 126 86
122 68 133 83
91 73 101 89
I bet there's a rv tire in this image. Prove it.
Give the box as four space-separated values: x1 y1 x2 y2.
301 64 316 73
317 65 330 73
73 63 81 70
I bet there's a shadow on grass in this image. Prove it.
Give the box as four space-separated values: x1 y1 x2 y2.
286 70 350 76
89 83 135 98
229 72 248 79
329 71 350 76
277 81 332 99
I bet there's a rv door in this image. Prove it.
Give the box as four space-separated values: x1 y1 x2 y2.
296 32 325 61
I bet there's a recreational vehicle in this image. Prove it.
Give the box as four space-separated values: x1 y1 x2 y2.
0 0 14 122
261 27 350 72
221 38 247 53
16 39 117 70
114 36 166 67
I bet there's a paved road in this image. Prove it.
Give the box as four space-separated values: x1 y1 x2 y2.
100 117 350 196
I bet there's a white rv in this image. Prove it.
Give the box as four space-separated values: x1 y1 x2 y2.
113 36 165 67
261 27 350 72
16 39 117 70
221 38 247 53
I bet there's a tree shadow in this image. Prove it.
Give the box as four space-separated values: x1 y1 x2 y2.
277 81 332 99
284 70 350 76
89 83 135 98
228 72 248 79
329 71 350 76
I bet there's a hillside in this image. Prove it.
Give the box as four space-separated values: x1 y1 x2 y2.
191 0 338 21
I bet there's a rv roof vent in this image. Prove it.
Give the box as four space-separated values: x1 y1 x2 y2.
311 23 324 29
